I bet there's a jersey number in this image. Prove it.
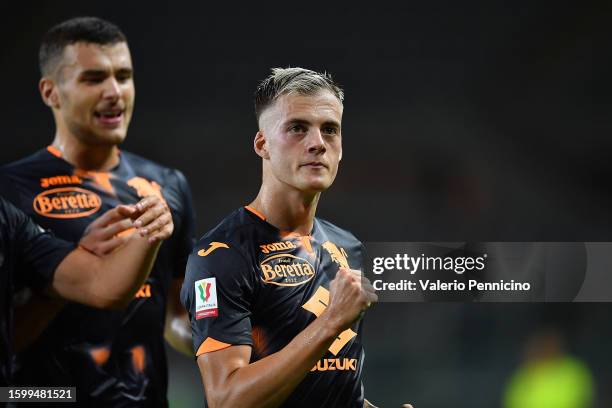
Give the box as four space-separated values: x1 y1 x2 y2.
302 286 357 355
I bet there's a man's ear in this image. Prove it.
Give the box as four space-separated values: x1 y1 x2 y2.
39 77 60 109
254 131 270 159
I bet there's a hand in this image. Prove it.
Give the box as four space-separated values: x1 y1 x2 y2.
79 196 174 255
79 204 138 255
324 268 378 333
132 195 174 243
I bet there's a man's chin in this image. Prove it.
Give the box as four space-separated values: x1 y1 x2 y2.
299 180 331 194
88 130 127 146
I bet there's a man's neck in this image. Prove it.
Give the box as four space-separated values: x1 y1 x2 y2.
52 132 119 171
249 184 320 236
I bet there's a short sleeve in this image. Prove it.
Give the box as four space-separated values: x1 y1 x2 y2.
180 241 254 356
169 169 196 279
2 197 75 289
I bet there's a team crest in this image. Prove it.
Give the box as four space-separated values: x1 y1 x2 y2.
195 278 218 319
322 241 350 269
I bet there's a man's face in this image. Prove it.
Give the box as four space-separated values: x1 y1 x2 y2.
50 41 135 146
258 90 343 194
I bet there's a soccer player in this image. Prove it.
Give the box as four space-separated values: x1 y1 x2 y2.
0 17 195 406
1 195 173 387
181 68 385 408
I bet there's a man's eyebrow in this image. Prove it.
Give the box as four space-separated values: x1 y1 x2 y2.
284 118 312 127
321 120 341 128
115 67 133 75
78 69 109 78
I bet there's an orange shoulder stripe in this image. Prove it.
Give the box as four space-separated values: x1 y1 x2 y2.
196 337 232 356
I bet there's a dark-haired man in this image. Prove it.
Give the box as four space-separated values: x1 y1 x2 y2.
0 16 195 406
181 67 391 408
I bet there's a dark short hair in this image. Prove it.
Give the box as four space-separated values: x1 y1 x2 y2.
39 16 126 76
254 67 344 122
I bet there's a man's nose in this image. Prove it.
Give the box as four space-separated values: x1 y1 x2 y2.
102 77 121 100
307 128 326 154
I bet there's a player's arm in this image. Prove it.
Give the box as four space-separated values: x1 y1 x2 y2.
165 278 193 356
51 195 173 308
13 198 168 350
197 268 377 408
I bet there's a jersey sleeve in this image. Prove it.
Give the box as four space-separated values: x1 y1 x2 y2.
2 197 75 290
170 169 196 280
180 241 255 356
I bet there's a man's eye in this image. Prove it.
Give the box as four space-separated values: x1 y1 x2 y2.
83 77 104 84
289 125 306 133
116 72 133 82
323 127 338 135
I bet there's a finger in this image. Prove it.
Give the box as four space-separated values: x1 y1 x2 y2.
349 268 363 276
139 212 171 237
87 204 136 230
361 282 376 293
134 203 166 229
148 224 173 243
100 218 135 239
134 196 160 213
116 204 138 218
402 405 414 408
335 267 349 278
349 270 366 283
358 275 373 286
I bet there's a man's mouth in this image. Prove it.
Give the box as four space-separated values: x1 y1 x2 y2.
301 162 327 169
94 109 124 125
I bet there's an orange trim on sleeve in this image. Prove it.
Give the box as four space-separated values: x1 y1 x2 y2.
244 205 266 221
47 145 62 158
89 347 110 366
196 337 232 356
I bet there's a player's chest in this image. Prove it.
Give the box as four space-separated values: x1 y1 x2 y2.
18 168 166 238
251 237 354 317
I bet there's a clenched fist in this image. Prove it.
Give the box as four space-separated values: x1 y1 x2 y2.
323 267 378 332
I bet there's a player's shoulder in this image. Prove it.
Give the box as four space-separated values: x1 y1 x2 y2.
0 149 59 199
315 217 363 247
194 207 261 255
183 208 257 301
120 150 187 184
0 148 55 175
119 150 191 209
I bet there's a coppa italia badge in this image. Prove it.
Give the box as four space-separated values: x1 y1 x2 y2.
33 187 102 219
195 278 218 319
260 254 316 286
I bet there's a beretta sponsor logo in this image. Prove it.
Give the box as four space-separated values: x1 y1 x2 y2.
260 253 316 286
33 187 102 219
